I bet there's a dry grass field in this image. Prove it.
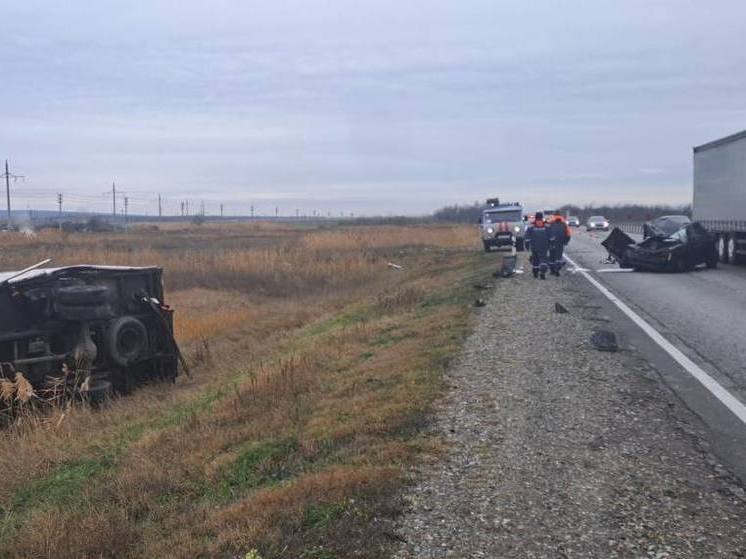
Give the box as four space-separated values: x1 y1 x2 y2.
0 221 492 558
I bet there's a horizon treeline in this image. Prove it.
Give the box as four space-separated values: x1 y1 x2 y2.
433 202 691 223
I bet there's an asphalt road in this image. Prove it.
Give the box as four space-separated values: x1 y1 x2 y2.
565 228 746 480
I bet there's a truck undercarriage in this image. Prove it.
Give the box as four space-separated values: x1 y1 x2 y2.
0 265 181 403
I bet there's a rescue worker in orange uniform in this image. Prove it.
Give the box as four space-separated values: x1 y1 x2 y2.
548 212 572 276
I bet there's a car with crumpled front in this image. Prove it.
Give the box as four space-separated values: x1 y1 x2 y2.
602 222 717 272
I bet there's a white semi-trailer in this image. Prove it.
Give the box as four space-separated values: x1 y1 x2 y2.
693 129 746 264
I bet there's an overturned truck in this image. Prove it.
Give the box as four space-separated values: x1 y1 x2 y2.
0 264 181 399
602 222 718 272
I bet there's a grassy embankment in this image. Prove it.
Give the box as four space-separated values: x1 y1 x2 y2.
0 222 493 558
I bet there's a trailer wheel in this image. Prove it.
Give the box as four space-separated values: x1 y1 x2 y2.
107 317 149 367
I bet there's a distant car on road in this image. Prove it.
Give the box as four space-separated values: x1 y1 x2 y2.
567 216 580 227
586 216 609 231
643 215 691 239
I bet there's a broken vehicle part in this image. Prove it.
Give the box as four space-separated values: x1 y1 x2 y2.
590 330 618 352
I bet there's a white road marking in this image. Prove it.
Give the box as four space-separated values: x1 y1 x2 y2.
564 253 746 426
596 268 635 273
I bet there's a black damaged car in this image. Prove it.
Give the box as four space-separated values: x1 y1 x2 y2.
602 222 717 272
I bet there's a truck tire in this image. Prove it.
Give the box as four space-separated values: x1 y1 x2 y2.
515 238 525 252
107 316 149 367
57 285 110 306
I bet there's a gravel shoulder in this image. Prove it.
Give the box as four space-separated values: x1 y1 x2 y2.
394 255 746 558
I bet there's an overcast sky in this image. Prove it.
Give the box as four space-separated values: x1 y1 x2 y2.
2 1 745 215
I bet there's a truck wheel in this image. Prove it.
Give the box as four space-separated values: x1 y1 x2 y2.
515 238 525 252
57 285 110 306
718 235 729 263
107 316 149 367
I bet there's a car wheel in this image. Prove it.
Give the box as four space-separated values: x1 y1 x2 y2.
673 256 690 273
718 235 729 263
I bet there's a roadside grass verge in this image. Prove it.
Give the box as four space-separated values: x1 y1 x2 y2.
0 224 490 558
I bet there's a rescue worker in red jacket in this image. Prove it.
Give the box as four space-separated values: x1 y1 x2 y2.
548 212 572 276
525 212 550 279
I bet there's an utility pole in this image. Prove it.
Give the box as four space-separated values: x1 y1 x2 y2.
220 203 224 217
180 201 185 217
112 182 117 216
158 194 162 218
275 206 279 218
296 209 299 219
200 200 205 216
57 193 63 231
2 160 24 226
186 200 190 216
250 205 254 218
124 196 129 225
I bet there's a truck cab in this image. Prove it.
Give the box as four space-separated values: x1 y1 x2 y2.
480 200 525 252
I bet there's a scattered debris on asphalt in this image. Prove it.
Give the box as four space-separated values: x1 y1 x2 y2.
387 262 403 270
394 263 746 558
590 329 619 352
555 302 569 314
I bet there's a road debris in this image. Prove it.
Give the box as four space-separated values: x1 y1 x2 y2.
394 265 746 558
387 262 403 270
590 330 619 352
